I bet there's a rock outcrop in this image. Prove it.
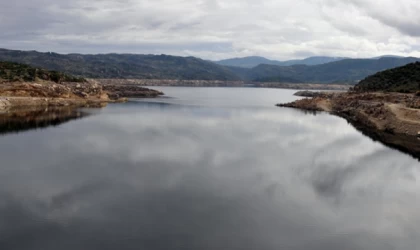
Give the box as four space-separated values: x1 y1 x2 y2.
101 84 164 98
293 91 335 98
0 80 164 111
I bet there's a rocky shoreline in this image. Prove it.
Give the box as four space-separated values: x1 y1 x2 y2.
0 80 164 113
100 82 164 99
277 91 420 160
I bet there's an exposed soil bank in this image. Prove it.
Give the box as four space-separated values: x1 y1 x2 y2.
277 92 420 160
0 80 163 112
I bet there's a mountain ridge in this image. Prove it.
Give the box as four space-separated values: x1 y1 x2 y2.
0 48 419 84
215 56 347 68
0 49 241 81
226 57 420 84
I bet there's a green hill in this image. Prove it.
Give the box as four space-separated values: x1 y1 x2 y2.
0 61 86 83
0 49 240 81
355 62 420 93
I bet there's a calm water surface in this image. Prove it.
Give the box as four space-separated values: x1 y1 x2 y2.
0 87 419 250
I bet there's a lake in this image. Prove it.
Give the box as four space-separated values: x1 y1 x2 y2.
0 87 419 250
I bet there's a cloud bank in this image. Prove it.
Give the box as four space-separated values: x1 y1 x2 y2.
1 0 420 60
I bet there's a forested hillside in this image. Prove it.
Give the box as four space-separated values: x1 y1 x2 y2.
355 62 420 93
0 61 86 83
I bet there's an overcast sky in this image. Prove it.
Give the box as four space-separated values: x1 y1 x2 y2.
1 0 420 60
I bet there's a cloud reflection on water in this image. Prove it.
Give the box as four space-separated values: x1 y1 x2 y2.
0 89 419 250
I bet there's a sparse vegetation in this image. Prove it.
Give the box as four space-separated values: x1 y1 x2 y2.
0 61 86 83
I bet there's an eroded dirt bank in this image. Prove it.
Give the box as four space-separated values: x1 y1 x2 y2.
277 92 420 159
0 80 163 112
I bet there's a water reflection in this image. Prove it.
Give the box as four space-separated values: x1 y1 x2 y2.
0 108 90 135
0 88 419 250
343 117 420 161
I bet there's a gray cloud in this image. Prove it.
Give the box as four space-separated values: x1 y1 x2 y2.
319 0 420 36
0 0 419 60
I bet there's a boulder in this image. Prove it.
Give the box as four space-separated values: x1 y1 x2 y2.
0 98 11 110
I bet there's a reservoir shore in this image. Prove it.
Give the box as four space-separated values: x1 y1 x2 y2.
278 91 420 160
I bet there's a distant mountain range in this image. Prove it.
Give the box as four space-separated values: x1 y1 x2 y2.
0 48 418 84
228 57 420 84
215 56 347 68
0 49 240 81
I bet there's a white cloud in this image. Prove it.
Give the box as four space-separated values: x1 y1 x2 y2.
0 0 419 60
